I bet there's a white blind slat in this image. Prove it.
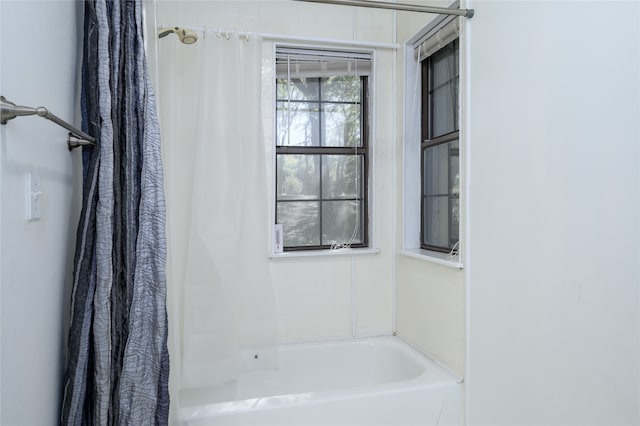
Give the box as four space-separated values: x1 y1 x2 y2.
414 17 459 61
276 47 372 78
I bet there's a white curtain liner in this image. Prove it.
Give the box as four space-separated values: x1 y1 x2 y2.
158 31 279 395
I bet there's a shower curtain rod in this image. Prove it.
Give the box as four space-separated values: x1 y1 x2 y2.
294 0 474 18
159 25 400 49
0 96 95 150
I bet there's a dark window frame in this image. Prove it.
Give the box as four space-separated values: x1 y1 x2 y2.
276 75 370 251
420 39 460 253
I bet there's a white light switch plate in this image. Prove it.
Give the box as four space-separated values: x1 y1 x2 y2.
26 171 42 221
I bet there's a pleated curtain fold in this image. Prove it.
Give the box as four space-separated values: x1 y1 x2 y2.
61 1 170 424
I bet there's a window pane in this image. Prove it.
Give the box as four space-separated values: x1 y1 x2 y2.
322 76 361 102
450 197 459 245
322 200 362 245
423 139 459 250
431 83 457 137
423 195 449 248
277 101 320 146
322 103 361 147
450 142 460 197
277 78 319 101
429 41 459 138
277 155 320 200
322 155 362 199
431 50 456 87
277 201 320 246
424 144 450 196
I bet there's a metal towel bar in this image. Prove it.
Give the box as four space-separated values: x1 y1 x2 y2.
1 96 96 151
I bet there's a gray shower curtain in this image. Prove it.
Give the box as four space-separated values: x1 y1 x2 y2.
61 0 169 424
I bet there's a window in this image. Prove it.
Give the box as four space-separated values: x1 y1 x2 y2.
275 47 370 251
401 12 462 266
420 30 460 253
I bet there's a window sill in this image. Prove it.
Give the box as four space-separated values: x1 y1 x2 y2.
269 247 381 259
399 248 463 269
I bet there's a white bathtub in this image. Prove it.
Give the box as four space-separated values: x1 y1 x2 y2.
178 336 462 425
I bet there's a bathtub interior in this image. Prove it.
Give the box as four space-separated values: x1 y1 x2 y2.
179 336 458 408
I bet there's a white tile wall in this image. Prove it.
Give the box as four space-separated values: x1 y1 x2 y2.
393 2 465 376
396 256 465 375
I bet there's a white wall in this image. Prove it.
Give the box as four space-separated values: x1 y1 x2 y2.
0 1 82 424
155 0 396 343
466 1 640 424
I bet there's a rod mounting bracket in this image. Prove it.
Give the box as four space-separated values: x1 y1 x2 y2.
1 95 96 150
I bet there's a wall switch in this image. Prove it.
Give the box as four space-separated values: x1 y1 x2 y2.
26 171 42 221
